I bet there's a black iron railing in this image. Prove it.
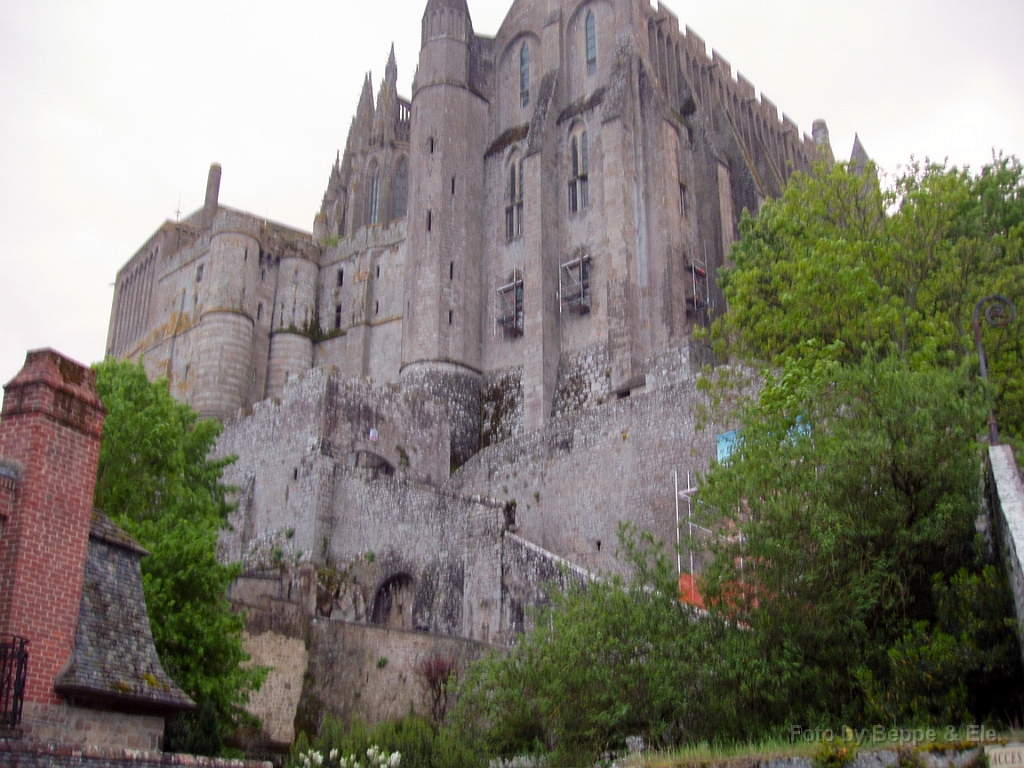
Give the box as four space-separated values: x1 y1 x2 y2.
0 634 28 729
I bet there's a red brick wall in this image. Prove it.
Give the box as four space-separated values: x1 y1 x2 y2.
0 349 105 707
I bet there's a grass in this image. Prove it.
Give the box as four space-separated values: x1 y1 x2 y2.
625 729 1024 768
625 737 821 768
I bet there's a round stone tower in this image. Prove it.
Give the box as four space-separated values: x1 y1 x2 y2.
266 253 318 400
401 0 488 466
192 167 261 419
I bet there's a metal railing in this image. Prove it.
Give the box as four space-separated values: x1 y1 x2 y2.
0 634 28 729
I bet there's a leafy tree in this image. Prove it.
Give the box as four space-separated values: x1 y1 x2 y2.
93 358 265 755
444 527 771 766
697 155 1024 726
698 353 1023 726
713 156 1024 442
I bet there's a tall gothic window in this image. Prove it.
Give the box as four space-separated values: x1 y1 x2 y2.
393 157 408 219
520 43 530 108
506 158 524 239
585 11 597 75
368 163 381 224
569 131 589 212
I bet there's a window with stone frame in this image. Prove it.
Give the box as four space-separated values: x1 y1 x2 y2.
505 158 524 239
520 43 530 108
496 269 524 338
569 130 589 213
585 10 597 75
393 157 408 219
368 162 381 224
560 254 592 314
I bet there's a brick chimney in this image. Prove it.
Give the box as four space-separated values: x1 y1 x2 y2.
0 349 105 708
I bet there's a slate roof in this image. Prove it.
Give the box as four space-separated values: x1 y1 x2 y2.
54 510 195 715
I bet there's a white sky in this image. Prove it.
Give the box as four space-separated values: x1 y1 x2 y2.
1 0 1022 387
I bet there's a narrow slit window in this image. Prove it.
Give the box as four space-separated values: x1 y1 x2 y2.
338 268 344 287
369 165 381 224
449 262 454 280
520 43 530 108
335 304 343 329
427 210 432 231
505 160 524 239
585 11 597 75
393 158 408 219
569 131 589 212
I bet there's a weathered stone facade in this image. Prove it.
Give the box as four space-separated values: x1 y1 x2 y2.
105 0 857 735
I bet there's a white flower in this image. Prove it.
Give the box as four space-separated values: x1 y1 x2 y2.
330 749 339 761
388 752 401 768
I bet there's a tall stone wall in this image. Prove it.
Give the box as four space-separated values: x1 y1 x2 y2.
299 620 492 733
449 359 734 578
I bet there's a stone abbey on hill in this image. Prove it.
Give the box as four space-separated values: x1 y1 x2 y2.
106 0 861 703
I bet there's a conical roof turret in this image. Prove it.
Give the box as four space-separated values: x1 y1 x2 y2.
424 0 469 15
421 0 473 47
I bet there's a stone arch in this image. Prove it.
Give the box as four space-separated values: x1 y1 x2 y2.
352 450 395 478
371 572 415 629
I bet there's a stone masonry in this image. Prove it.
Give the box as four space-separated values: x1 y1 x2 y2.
104 0 865 736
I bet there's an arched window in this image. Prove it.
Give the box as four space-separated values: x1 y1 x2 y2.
393 157 408 219
520 43 530 108
370 161 382 224
585 11 597 75
506 158 524 239
569 130 589 212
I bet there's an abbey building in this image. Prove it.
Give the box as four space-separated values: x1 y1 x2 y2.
105 0 859 719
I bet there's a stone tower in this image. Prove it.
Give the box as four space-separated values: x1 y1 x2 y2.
400 0 488 466
191 164 262 420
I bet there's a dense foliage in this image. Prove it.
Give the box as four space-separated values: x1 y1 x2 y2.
93 359 265 755
714 156 1024 442
438 157 1024 765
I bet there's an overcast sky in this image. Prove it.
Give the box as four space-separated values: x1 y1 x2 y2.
1 0 1022 387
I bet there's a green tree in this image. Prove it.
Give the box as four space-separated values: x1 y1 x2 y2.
444 528 770 766
93 358 265 755
698 353 1023 726
713 156 1024 441
697 155 1024 727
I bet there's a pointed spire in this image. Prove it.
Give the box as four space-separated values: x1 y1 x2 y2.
356 72 375 122
850 134 870 172
386 43 397 84
374 47 400 145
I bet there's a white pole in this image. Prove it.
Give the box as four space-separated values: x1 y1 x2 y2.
673 470 681 575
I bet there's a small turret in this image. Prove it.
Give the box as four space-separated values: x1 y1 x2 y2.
811 119 830 149
202 163 222 229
